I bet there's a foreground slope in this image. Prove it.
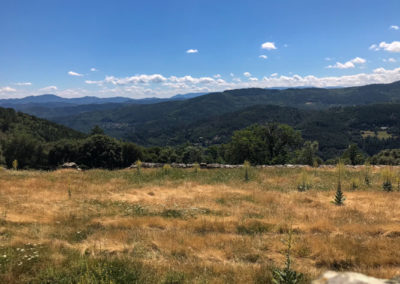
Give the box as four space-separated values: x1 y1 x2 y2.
0 167 399 283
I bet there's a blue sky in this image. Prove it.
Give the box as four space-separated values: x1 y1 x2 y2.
1 0 400 98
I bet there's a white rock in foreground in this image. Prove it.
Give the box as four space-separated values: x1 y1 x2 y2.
312 271 399 284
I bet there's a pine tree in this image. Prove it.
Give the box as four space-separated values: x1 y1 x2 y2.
332 160 346 206
333 181 345 205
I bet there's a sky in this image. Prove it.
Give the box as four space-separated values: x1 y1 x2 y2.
0 0 400 99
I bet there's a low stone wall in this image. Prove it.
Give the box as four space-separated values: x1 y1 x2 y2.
128 162 398 169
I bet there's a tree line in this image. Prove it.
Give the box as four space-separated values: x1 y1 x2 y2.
3 121 394 170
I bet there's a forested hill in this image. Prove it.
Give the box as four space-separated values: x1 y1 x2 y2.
0 107 85 142
50 80 400 137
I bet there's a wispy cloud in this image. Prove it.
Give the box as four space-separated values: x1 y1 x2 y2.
85 80 103 86
68 71 84 76
39 86 58 92
390 25 399 30
261 42 277 50
15 82 32 86
383 58 397 63
327 57 366 69
90 68 98 72
186 49 198 54
259 55 268 59
0 86 16 93
243 72 252 77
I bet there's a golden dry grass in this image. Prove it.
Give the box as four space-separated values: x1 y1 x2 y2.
0 166 399 283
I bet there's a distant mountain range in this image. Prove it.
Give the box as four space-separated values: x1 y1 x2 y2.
0 92 207 118
0 92 207 106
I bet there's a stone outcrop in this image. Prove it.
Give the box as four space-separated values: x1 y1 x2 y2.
313 271 400 284
60 162 81 170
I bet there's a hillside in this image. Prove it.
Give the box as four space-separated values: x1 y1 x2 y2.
169 103 400 159
57 103 400 160
0 107 85 142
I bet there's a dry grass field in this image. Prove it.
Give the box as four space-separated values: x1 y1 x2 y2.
0 166 400 283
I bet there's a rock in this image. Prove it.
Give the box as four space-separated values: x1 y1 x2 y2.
312 271 399 284
60 162 81 170
206 163 222 169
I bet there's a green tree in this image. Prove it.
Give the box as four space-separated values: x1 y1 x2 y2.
227 123 302 165
3 135 45 169
121 142 143 167
78 135 122 169
48 139 81 167
90 125 105 135
342 144 365 165
181 146 203 163
297 141 319 166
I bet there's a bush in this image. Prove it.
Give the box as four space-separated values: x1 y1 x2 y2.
78 135 122 169
296 170 312 192
381 167 393 192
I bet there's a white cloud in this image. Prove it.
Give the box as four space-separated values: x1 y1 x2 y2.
261 42 277 50
370 41 400 53
186 49 198 54
327 57 366 69
90 68 98 72
243 72 252 77
85 80 103 86
39 86 58 92
105 74 167 85
378 41 400 53
230 73 234 77
259 55 268 59
15 82 32 86
390 25 399 30
68 71 84 77
33 67 400 100
214 74 221 78
0 86 16 93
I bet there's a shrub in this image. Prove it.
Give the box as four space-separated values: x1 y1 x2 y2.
273 227 304 284
135 160 142 175
193 162 200 174
163 164 171 175
381 167 393 192
244 160 250 181
349 178 360 191
363 161 371 186
12 159 18 170
296 170 312 192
